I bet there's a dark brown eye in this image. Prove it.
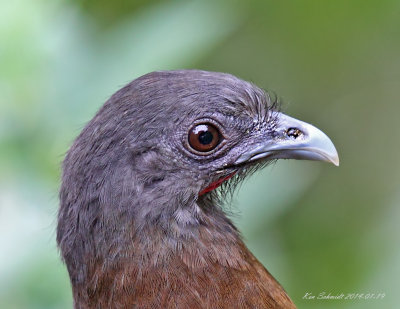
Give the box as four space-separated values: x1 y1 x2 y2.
188 123 221 153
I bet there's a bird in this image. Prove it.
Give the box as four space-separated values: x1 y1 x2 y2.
57 70 339 309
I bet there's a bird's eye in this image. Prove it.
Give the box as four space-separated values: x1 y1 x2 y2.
188 123 221 153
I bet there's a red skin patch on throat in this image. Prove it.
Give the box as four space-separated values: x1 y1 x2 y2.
199 172 236 196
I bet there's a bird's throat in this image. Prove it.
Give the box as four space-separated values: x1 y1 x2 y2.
199 172 236 196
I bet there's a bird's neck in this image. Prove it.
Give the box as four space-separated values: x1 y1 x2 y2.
71 198 295 308
71 199 242 295
116 199 251 269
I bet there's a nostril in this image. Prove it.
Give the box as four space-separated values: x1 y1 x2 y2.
287 128 303 139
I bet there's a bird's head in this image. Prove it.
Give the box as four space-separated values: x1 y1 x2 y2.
58 70 338 277
79 70 337 202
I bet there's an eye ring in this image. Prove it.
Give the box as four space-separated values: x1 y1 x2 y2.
188 123 221 153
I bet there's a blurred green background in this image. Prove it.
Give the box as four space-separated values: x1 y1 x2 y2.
1 0 399 308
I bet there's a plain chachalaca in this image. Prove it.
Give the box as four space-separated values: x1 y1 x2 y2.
57 70 339 308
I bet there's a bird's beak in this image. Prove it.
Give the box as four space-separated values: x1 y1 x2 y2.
234 112 339 166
